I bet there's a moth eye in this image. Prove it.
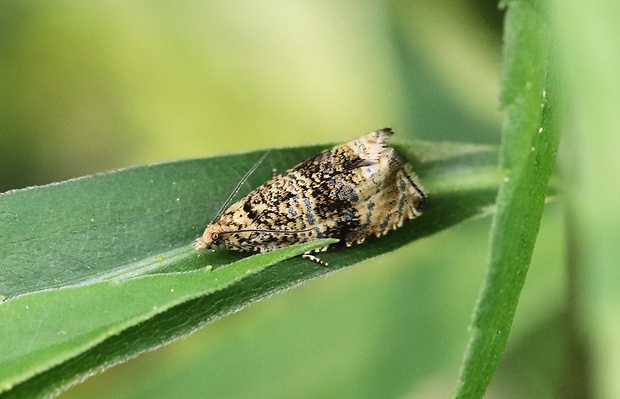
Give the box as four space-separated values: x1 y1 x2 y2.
252 197 261 204
211 233 225 249
211 233 224 247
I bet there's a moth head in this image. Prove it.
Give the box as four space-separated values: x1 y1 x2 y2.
193 222 230 251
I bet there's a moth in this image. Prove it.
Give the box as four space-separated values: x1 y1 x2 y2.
193 128 427 264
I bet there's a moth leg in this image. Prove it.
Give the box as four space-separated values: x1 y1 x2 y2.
345 230 368 247
272 168 278 179
302 252 329 267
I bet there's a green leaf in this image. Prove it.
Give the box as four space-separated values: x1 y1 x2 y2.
453 2 561 398
0 140 500 398
0 239 335 395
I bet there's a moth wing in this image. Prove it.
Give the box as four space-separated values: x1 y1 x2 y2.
347 161 427 246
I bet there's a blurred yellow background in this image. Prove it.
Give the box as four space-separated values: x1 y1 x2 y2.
0 0 502 192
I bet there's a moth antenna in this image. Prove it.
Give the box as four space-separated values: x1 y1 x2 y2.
211 150 271 223
220 227 316 235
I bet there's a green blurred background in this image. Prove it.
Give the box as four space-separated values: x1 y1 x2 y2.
0 1 581 398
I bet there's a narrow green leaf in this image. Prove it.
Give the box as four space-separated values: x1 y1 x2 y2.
0 139 500 398
453 1 561 398
0 239 335 395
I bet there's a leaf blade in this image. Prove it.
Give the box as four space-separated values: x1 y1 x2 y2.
0 239 336 394
453 2 561 397
0 139 500 398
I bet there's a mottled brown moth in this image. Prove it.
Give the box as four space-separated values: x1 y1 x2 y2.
194 128 427 264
